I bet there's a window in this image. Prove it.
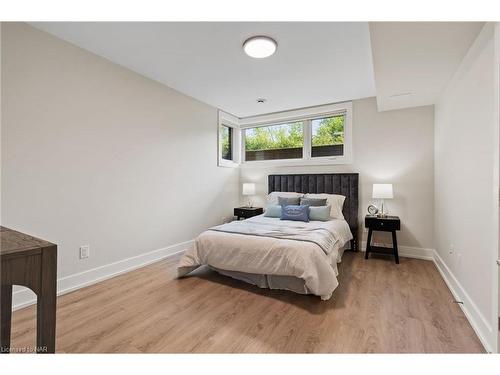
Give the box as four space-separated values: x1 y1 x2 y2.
220 125 233 161
218 111 239 168
244 122 304 161
239 102 352 166
311 114 345 158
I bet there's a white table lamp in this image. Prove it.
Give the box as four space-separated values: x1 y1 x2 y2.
242 183 256 207
372 183 393 217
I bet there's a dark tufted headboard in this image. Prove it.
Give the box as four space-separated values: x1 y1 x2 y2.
268 173 359 250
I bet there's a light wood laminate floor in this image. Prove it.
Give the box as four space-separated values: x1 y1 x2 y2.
10 252 485 353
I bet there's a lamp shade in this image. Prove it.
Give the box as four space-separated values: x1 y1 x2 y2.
372 184 393 199
242 183 256 196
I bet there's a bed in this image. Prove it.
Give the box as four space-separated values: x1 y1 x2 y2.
177 173 359 300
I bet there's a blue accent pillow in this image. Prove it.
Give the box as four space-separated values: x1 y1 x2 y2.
309 205 331 221
264 204 282 218
280 205 309 222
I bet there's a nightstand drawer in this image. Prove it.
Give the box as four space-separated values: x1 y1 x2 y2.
234 208 249 218
365 216 400 231
234 207 263 219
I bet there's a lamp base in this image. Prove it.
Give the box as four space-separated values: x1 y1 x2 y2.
377 199 388 217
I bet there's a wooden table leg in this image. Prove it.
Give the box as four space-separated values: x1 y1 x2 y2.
1 285 13 354
36 246 57 353
392 230 399 264
365 228 373 259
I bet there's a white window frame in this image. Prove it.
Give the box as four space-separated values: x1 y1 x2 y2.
217 110 240 168
239 101 353 167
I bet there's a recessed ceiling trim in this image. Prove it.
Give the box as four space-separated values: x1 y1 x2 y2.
389 92 413 98
370 22 484 111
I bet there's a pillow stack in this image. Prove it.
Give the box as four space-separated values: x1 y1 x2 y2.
302 193 346 220
264 191 345 222
264 192 303 219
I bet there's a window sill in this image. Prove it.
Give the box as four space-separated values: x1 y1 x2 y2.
240 156 352 168
218 160 239 168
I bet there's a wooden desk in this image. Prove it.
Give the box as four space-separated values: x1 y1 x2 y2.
1 227 57 353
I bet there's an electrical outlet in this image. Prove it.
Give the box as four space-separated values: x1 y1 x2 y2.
449 244 454 255
79 245 90 259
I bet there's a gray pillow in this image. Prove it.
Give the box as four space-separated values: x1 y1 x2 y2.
309 205 331 221
300 197 327 207
278 196 301 207
264 204 282 218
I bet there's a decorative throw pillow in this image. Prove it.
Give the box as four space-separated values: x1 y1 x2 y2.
280 205 309 222
300 197 327 207
309 205 331 221
278 196 301 207
266 192 303 205
264 204 282 218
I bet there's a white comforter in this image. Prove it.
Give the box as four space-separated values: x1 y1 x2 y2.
177 215 353 300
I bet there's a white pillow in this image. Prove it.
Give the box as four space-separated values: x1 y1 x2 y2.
266 192 304 205
304 193 346 219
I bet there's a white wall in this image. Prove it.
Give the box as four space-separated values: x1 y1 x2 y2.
0 22 2 225
495 22 500 354
434 23 498 352
1 23 239 303
240 97 435 251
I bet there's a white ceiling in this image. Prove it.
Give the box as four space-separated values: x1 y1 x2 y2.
369 22 484 111
29 22 485 116
30 22 377 118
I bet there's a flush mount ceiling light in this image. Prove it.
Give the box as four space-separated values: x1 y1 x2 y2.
243 36 277 58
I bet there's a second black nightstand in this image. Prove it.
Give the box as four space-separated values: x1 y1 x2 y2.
365 215 401 264
234 206 263 220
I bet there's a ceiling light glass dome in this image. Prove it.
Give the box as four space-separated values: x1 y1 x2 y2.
243 36 277 58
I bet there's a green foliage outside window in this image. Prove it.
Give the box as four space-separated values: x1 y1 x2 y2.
244 116 344 151
245 122 303 151
220 125 232 160
312 115 345 146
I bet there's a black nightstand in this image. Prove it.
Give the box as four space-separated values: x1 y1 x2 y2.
234 207 264 220
365 215 401 264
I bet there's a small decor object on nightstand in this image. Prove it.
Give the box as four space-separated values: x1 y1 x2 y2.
372 183 393 217
365 215 401 264
242 183 256 208
234 206 263 220
367 204 379 215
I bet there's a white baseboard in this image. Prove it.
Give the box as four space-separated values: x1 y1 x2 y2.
432 250 493 353
12 240 193 311
360 241 435 261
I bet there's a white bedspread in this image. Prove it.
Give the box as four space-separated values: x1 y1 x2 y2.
177 215 353 300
